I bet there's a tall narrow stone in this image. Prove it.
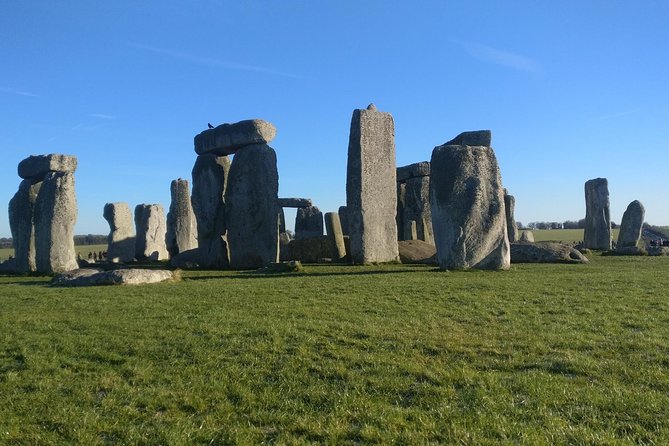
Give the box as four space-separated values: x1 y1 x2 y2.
338 206 350 236
134 204 168 261
34 172 78 273
345 104 399 263
166 179 198 257
295 205 323 239
325 212 347 262
583 178 611 250
226 144 279 268
191 154 230 267
617 200 645 248
103 202 135 263
504 190 518 243
8 179 41 272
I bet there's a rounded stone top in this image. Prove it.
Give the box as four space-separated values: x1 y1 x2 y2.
366 103 377 111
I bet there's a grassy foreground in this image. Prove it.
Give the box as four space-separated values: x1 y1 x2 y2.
1 256 669 444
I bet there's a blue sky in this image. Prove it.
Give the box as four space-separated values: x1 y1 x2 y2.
2 1 668 238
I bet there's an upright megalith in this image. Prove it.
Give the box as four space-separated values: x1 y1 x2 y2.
325 212 347 262
134 204 168 261
345 104 399 263
103 202 135 263
226 144 279 268
338 206 350 236
396 161 433 245
191 154 231 267
295 206 323 239
166 179 198 257
617 200 645 249
8 179 41 272
194 119 276 156
504 189 518 243
429 133 510 270
583 178 611 250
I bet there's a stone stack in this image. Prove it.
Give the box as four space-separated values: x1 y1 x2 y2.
103 202 135 263
504 189 518 243
345 104 399 264
9 154 78 273
277 197 313 260
397 161 433 245
197 119 279 269
134 204 168 261
617 200 645 249
166 179 198 257
583 178 611 250
429 131 510 270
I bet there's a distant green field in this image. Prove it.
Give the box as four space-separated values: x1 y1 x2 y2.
530 228 620 243
0 244 108 262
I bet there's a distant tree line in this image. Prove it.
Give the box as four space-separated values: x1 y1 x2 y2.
522 220 618 230
0 234 107 249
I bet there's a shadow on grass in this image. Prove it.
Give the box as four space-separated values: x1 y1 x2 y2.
186 268 432 281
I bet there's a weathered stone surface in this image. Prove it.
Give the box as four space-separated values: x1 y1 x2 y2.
51 268 173 286
338 206 350 236
404 220 417 240
194 119 276 156
169 248 201 269
325 212 347 262
617 200 645 249
398 240 437 265
279 231 292 261
278 198 313 208
295 206 323 239
34 172 78 273
166 179 198 257
396 161 430 182
511 242 589 264
103 202 135 263
430 144 510 270
504 190 518 243
583 178 611 250
287 236 332 263
8 179 41 272
400 175 433 244
18 154 77 180
519 230 535 243
134 204 168 261
443 130 492 147
612 246 647 256
226 144 279 269
191 154 230 268
346 105 399 263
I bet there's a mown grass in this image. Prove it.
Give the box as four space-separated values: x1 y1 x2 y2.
1 256 669 444
531 229 620 243
0 245 108 262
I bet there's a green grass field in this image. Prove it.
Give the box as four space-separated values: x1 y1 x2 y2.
0 244 108 262
530 228 620 243
2 255 669 444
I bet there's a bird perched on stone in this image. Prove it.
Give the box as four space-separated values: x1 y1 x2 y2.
207 123 214 129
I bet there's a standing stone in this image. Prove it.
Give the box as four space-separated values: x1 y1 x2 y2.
338 206 350 236
295 205 323 239
8 179 42 272
134 204 168 261
166 179 198 257
617 200 645 248
345 104 399 263
404 220 418 241
403 175 433 244
504 190 518 243
396 181 406 241
191 154 231 267
583 178 611 250
325 212 347 262
519 230 535 243
226 144 279 268
103 202 135 263
429 141 510 270
34 172 78 273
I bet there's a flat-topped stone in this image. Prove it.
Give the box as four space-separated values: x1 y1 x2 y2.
18 154 77 180
278 197 313 208
443 130 492 147
397 161 430 181
194 119 277 156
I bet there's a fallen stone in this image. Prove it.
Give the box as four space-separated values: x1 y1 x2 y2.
169 248 201 269
617 200 645 249
134 204 168 261
583 178 611 250
511 242 589 264
396 161 430 182
608 246 647 256
18 154 78 180
278 198 313 208
443 130 492 147
103 202 135 263
194 119 277 156
398 240 437 265
51 268 173 286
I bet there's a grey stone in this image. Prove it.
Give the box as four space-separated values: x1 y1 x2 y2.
191 154 230 268
34 172 78 273
279 231 292 261
396 161 430 182
617 200 645 249
338 206 350 236
18 154 77 180
398 240 437 265
287 236 332 263
51 267 173 286
134 204 168 261
430 144 510 270
511 242 589 264
583 178 611 250
8 179 41 272
346 105 399 263
169 248 201 269
278 208 286 234
295 206 323 239
278 198 313 208
519 230 535 243
166 179 198 257
324 212 347 262
443 130 492 147
504 190 518 243
103 202 135 263
400 175 433 244
404 220 418 241
194 119 277 156
226 144 279 269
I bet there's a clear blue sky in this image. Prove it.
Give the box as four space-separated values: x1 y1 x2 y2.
2 1 668 238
